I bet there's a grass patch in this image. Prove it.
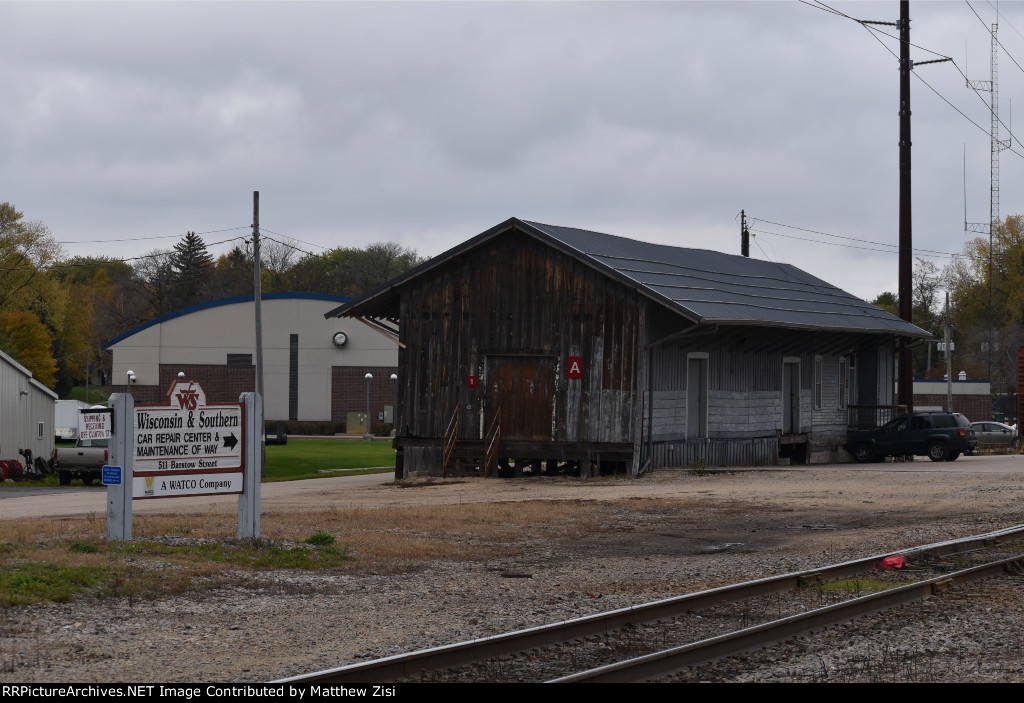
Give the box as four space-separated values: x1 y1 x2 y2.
0 535 354 608
0 474 62 489
66 386 112 405
69 541 99 553
115 540 350 569
0 437 394 491
264 438 395 481
305 532 336 546
0 561 108 606
0 495 613 607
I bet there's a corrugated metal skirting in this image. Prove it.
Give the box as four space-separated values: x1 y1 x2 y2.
649 437 778 468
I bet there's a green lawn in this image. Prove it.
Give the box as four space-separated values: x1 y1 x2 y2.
264 438 395 481
4 437 393 488
66 386 112 404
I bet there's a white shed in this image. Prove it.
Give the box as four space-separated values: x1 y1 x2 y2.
0 348 57 466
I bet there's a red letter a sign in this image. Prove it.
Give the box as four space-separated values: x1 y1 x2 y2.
568 356 583 379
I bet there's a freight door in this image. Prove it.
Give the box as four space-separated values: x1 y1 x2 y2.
485 355 555 441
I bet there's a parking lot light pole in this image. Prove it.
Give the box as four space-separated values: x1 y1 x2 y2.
364 373 373 440
390 373 398 436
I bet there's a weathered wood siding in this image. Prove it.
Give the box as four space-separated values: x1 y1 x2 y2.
642 321 897 467
398 228 644 445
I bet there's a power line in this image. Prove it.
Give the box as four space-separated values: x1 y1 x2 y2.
803 0 1024 160
259 227 332 253
989 0 1024 45
260 234 390 283
748 217 963 257
57 226 250 246
747 216 996 263
967 0 1024 79
750 227 953 259
805 1 951 59
0 235 249 272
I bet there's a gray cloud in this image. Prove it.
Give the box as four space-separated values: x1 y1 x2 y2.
1 1 1023 301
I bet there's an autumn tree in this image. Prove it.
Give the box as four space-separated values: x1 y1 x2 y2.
209 246 253 299
0 202 63 315
871 291 897 316
0 202 67 388
943 215 1024 391
285 242 424 297
0 311 57 388
870 259 945 378
133 249 178 317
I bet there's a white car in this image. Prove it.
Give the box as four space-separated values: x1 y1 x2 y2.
970 421 1019 450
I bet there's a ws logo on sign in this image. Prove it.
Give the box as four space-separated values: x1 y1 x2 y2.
171 382 206 411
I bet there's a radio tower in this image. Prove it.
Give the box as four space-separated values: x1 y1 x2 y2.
966 20 1011 387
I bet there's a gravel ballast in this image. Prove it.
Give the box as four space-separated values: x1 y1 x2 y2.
2 461 1023 683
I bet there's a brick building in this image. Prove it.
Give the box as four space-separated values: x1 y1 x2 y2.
104 293 398 432
912 379 992 422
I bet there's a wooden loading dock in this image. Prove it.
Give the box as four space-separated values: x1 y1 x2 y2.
327 218 929 477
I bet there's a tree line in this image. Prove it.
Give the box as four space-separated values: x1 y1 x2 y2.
7 198 1020 400
872 214 1024 397
0 201 423 396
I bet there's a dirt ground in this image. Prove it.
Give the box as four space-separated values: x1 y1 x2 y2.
2 459 1024 682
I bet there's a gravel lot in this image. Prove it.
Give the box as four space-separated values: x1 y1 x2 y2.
2 457 1024 683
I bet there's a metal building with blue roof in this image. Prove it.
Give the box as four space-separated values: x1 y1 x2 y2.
105 292 399 431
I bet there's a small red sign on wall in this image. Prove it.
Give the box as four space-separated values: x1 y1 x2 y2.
466 375 478 387
568 356 583 379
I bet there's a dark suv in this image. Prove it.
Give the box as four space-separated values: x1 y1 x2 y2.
845 412 976 463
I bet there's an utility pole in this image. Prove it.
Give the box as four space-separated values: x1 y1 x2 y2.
862 2 949 413
945 292 953 412
253 191 265 477
897 0 913 413
740 210 749 257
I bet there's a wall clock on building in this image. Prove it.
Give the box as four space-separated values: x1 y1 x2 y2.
332 332 348 347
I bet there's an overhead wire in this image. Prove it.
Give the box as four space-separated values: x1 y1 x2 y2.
259 233 390 283
57 226 250 246
989 0 1024 44
967 0 1024 78
749 217 943 255
747 216 996 264
804 0 1024 160
0 235 249 272
259 227 332 253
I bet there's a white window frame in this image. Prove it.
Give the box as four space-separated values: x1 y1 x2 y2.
814 355 823 410
838 357 847 409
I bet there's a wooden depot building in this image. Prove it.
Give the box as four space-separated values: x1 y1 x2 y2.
326 218 929 477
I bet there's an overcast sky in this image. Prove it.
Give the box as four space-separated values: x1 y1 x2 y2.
4 0 1024 301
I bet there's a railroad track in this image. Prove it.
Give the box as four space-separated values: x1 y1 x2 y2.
276 525 1024 684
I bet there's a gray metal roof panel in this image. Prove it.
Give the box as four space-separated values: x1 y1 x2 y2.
523 220 928 337
326 218 928 338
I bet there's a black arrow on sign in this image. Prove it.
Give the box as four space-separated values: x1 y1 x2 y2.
223 433 238 450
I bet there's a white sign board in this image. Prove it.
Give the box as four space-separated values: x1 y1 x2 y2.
80 409 112 441
134 472 244 499
132 380 244 498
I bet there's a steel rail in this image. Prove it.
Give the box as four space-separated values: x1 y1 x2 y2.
551 553 1024 682
275 524 1024 684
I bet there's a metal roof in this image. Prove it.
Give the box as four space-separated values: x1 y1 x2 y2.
0 348 59 399
104 292 351 349
326 218 929 338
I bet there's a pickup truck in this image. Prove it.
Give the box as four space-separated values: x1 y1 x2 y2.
52 438 109 486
